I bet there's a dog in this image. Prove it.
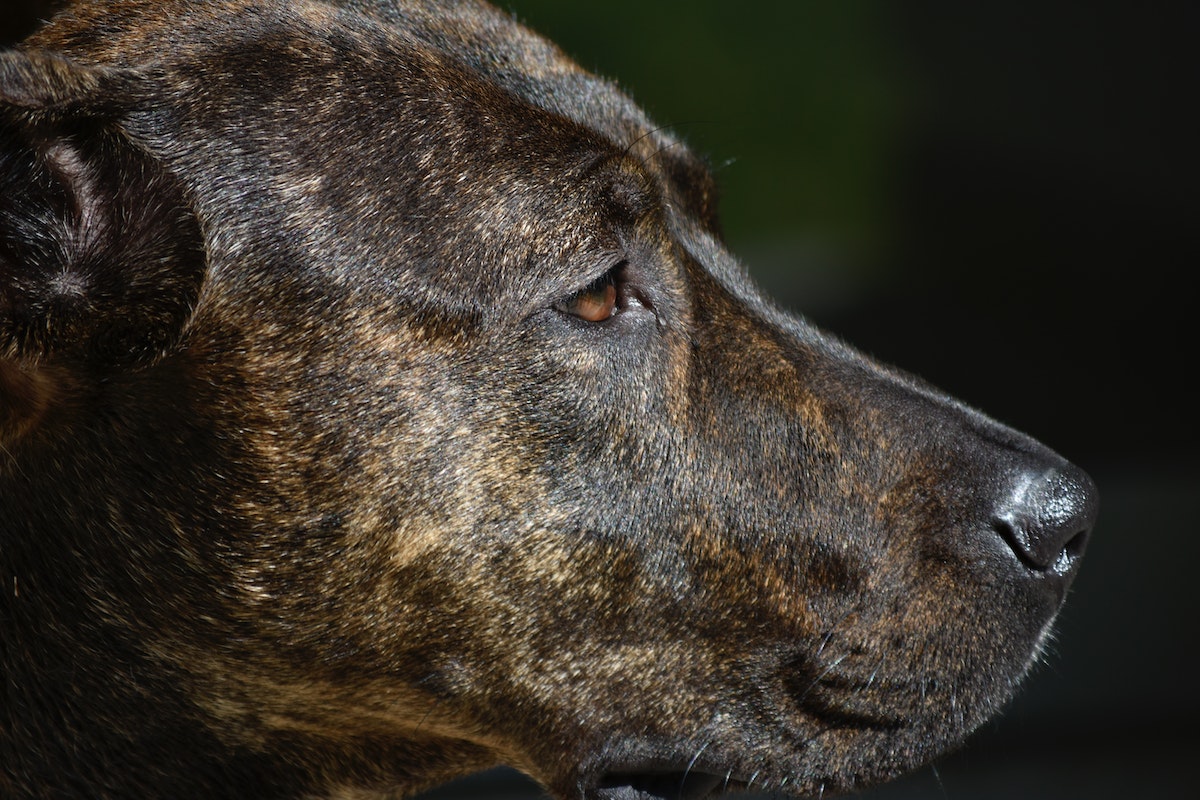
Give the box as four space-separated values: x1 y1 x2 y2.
0 1 1098 798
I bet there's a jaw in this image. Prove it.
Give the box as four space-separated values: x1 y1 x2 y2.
468 573 1057 800
501 659 1031 800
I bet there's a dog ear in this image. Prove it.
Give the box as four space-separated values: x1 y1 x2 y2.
0 50 204 367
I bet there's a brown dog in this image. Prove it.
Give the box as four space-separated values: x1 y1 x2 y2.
0 1 1097 798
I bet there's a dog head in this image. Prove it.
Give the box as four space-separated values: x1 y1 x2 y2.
1 1 1096 798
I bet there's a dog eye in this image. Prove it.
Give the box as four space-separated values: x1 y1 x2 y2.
556 270 619 323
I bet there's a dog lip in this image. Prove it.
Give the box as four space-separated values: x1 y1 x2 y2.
585 769 734 800
575 740 754 800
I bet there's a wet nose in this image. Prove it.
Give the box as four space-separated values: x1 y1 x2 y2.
994 462 1098 578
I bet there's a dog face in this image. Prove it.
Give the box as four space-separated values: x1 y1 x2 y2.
0 1 1096 798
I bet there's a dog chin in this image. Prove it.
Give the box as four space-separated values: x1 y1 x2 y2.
586 773 730 800
594 668 1036 799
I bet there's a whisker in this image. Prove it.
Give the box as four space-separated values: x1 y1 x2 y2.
816 605 859 657
794 653 850 706
679 739 711 798
864 654 887 691
930 763 950 800
621 123 679 160
622 120 719 175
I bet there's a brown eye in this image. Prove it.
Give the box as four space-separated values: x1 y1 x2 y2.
558 273 618 322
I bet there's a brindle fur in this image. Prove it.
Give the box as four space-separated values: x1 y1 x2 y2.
0 2 1097 799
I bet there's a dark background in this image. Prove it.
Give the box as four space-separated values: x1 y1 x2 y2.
3 2 1196 798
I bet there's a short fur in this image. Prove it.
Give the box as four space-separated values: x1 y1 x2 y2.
0 2 1097 799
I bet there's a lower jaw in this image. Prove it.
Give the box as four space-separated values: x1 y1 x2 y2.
587 770 736 800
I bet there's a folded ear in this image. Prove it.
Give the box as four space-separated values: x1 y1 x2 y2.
0 50 204 366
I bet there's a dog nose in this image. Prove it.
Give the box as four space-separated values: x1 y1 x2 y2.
993 462 1097 578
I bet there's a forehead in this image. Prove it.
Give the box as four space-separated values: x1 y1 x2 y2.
27 0 721 316
35 1 715 210
31 0 672 164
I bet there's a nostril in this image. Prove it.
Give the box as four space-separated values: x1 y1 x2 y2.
1063 528 1090 559
994 463 1098 574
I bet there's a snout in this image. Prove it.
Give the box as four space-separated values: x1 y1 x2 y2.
842 355 1099 609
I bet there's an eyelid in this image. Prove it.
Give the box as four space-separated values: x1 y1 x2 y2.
583 262 623 294
559 259 625 302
